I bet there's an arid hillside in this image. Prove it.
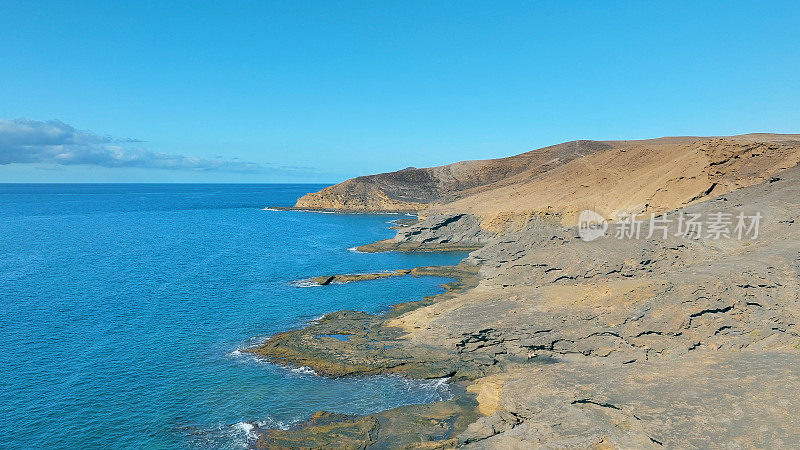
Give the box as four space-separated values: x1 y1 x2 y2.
434 134 800 231
295 134 800 232
293 140 612 211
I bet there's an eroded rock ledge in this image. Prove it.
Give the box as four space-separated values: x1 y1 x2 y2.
356 214 493 253
310 269 411 285
253 392 480 449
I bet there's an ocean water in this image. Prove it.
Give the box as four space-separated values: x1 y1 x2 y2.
0 184 467 449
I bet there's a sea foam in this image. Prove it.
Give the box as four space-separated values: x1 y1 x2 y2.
290 279 322 287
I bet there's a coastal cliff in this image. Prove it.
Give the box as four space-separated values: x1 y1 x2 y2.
254 133 800 448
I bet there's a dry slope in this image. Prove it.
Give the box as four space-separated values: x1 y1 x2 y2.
295 134 800 233
434 134 800 231
293 140 611 211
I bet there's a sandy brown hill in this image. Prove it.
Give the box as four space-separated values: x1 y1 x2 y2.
434 134 800 231
295 134 800 232
294 140 612 211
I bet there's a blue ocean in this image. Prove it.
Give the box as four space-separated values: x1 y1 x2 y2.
0 184 466 449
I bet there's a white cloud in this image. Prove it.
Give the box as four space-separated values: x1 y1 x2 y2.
0 118 297 173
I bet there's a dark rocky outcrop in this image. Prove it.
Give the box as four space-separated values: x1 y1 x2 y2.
310 269 411 285
253 390 480 449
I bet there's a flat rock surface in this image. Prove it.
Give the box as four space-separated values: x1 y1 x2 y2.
464 350 800 448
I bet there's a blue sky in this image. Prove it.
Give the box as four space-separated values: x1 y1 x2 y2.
1 1 798 183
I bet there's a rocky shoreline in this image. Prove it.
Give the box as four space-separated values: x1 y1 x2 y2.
247 264 489 448
247 264 484 379
252 387 480 449
249 135 800 448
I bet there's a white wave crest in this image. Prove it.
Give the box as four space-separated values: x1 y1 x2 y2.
233 421 255 436
290 279 322 288
290 366 317 375
308 314 327 323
